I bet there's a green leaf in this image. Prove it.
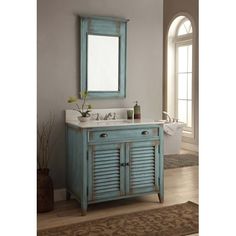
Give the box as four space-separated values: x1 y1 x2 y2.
80 90 88 99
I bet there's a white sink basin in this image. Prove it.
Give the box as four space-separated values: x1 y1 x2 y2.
91 119 131 126
158 120 171 123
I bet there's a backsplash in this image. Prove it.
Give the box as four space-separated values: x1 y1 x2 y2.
65 108 134 122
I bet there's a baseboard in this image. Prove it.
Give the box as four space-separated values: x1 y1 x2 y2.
181 142 198 153
54 188 66 202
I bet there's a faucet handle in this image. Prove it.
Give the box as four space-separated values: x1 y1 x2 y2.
96 113 100 120
112 112 116 120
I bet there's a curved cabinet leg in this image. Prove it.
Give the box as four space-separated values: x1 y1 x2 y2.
81 202 87 216
66 191 71 200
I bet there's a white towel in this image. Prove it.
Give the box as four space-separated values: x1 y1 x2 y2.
164 123 181 136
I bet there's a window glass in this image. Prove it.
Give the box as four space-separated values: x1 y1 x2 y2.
177 42 192 129
189 26 193 34
187 74 192 99
178 74 188 99
178 100 187 123
178 46 188 72
178 20 192 36
187 45 192 72
178 73 192 127
184 20 191 33
187 101 192 127
178 24 187 36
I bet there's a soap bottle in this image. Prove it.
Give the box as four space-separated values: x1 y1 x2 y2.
134 101 141 119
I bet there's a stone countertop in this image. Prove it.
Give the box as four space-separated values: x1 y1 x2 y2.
66 119 164 129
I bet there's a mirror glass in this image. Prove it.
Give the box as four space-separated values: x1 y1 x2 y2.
87 35 119 91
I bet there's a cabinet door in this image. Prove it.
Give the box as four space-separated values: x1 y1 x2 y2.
88 143 125 201
126 141 159 195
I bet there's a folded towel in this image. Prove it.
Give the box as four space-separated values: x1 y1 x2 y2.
164 122 182 136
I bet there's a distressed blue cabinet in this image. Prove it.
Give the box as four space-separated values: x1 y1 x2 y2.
66 124 164 215
88 143 126 201
127 141 160 195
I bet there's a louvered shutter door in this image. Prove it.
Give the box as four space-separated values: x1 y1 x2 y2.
127 141 159 195
88 143 125 201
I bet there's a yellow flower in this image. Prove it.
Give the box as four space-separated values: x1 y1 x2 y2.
67 96 78 103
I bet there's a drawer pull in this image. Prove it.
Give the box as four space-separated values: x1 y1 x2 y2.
141 131 149 135
100 133 108 138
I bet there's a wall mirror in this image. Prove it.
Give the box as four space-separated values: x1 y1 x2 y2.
79 16 128 98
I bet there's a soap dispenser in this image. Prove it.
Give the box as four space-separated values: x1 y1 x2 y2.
134 101 141 119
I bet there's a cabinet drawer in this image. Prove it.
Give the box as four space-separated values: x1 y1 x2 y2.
88 127 159 143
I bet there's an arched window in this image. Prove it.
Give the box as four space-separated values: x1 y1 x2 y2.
177 19 192 36
167 16 195 137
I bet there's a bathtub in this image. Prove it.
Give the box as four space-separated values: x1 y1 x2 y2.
163 122 185 155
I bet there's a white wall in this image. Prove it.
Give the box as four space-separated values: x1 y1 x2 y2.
38 0 163 188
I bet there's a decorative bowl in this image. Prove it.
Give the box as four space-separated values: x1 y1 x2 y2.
78 116 90 122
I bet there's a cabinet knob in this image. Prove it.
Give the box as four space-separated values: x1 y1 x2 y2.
141 131 149 135
120 163 126 167
126 162 129 166
100 133 108 138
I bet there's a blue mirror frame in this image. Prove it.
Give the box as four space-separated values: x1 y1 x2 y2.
79 16 128 99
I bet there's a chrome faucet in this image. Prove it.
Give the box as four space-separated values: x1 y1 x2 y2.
112 112 117 120
162 111 172 123
104 112 112 120
95 113 100 121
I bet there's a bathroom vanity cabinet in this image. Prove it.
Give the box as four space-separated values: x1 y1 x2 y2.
66 121 164 215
